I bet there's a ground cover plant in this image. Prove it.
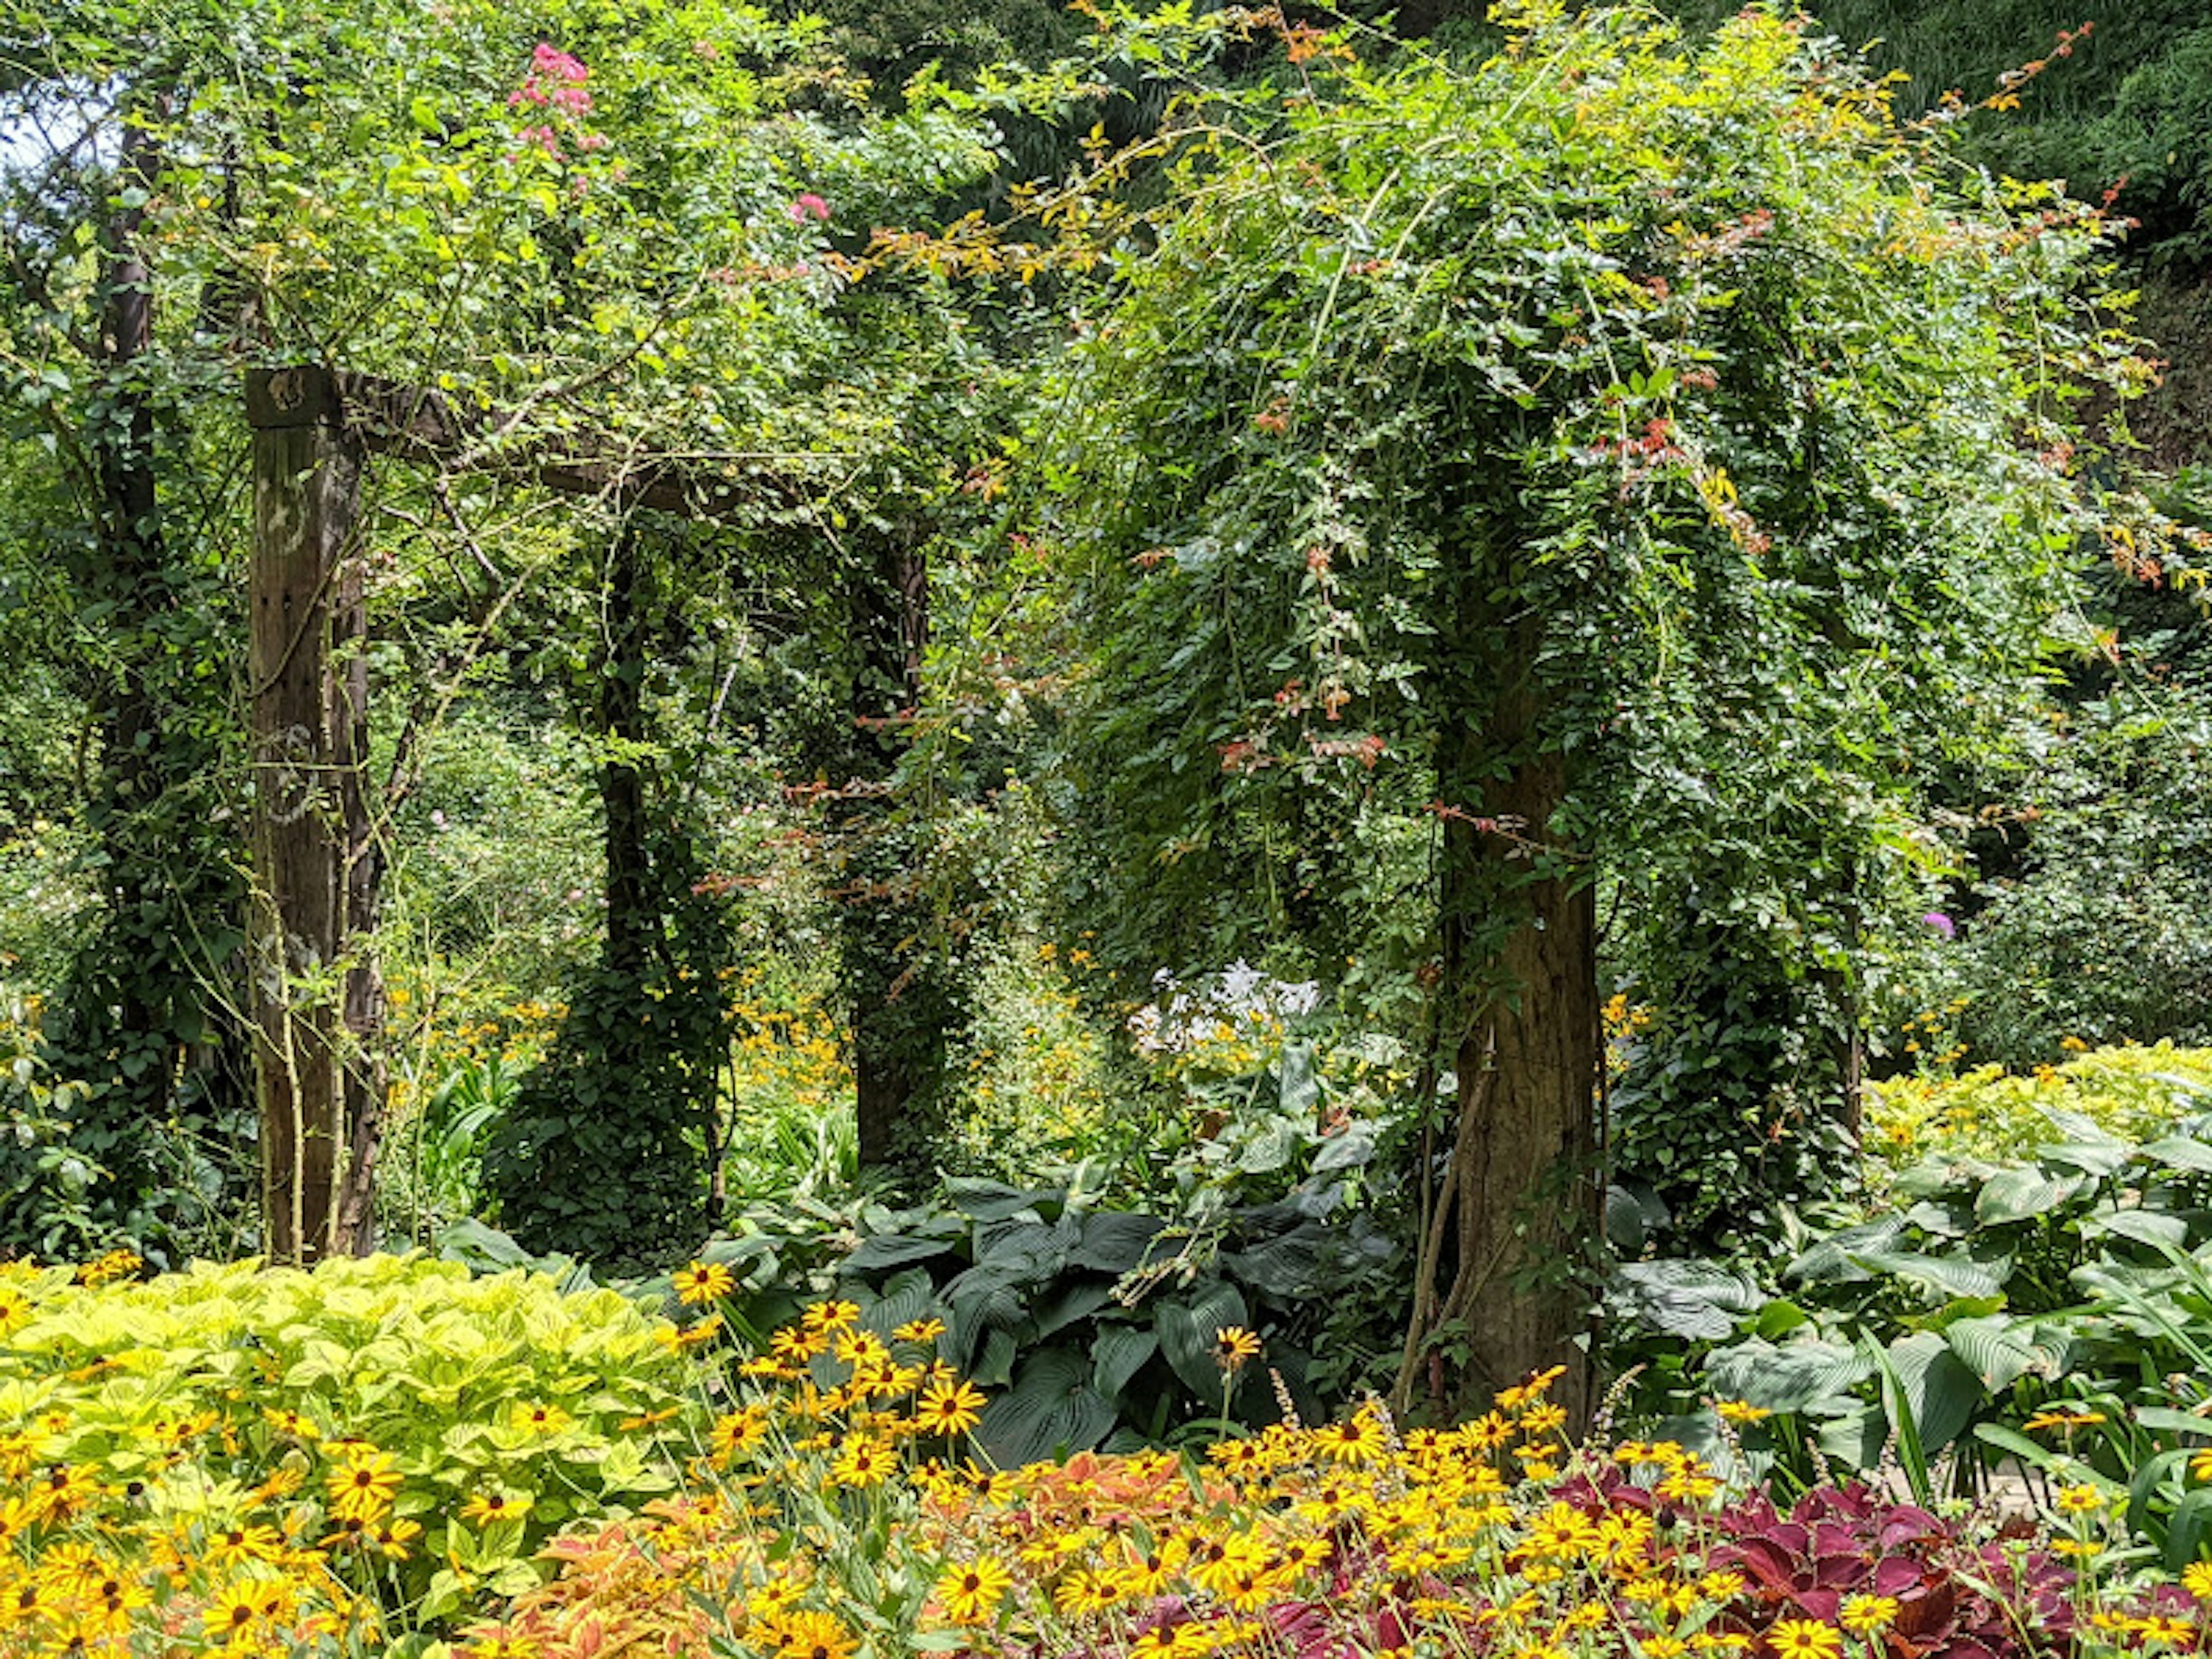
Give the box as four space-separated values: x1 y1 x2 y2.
0 1252 709 1636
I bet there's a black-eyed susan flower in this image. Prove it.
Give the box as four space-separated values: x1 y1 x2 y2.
1766 1618 1843 1659
1210 1326 1261 1372
935 1555 1012 1625
913 1378 985 1438
673 1260 736 1306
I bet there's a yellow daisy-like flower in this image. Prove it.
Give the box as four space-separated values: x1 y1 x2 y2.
2054 1483 2108 1514
325 1446 401 1522
1839 1594 1899 1634
673 1260 736 1306
828 1437 897 1489
1715 1399 1772 1424
1211 1326 1262 1372
2183 1558 2212 1603
801 1300 861 1336
1313 1413 1387 1466
202 1580 265 1642
772 1609 857 1659
2191 1447 2212 1483
895 1316 946 1344
460 1490 533 1527
935 1556 1013 1624
1764 1619 1843 1659
913 1378 986 1438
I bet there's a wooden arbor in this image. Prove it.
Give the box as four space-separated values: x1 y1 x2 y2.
243 364 917 1261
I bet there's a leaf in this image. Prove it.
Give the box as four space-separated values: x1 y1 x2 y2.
1974 1423 2064 1473
1031 1279 1114 1339
857 1268 936 1342
1941 1315 2046 1392
1276 1042 1318 1119
841 1233 955 1273
1153 1281 1251 1400
1973 1166 2085 1226
1069 1212 1169 1274
1310 1125 1376 1173
2127 1448 2193 1547
2165 1488 2212 1573
2086 1209 2191 1248
944 1177 1059 1223
2142 1137 2212 1175
1221 1222 1331 1298
975 1347 1116 1468
1705 1338 1873 1414
1852 1249 2010 1301
1091 1324 1158 1402
1882 1331 1984 1457
1784 1215 1906 1285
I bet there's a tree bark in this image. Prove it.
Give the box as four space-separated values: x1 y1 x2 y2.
247 364 381 1262
1426 608 1600 1429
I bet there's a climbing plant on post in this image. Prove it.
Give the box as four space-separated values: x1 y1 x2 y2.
1063 0 2181 1423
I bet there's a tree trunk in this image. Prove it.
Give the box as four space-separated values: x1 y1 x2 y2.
601 529 653 980
247 364 381 1262
1424 609 1600 1428
847 531 929 1171
78 108 177 1134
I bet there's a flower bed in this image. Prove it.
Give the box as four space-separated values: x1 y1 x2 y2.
4 1256 2210 1658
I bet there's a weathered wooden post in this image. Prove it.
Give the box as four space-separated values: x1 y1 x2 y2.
247 365 384 1262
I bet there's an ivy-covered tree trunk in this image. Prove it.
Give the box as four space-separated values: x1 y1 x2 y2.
845 528 931 1171
601 528 653 979
1423 608 1600 1427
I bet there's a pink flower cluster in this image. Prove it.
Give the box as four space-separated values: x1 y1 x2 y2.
511 43 593 115
788 192 831 224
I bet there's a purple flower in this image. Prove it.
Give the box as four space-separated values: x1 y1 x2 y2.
1923 911 1955 940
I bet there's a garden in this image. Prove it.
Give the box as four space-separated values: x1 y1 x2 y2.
7 0 2212 1654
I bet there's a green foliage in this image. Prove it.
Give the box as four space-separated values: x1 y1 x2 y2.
0 1253 702 1621
483 827 737 1271
1864 1042 2212 1175
827 1164 1404 1460
1611 1053 2212 1531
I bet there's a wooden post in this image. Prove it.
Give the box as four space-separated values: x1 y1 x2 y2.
247 365 382 1262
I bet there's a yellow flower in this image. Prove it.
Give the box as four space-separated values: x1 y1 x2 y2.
325 1446 401 1521
935 1556 1013 1624
1839 1594 1898 1634
1312 1412 1387 1466
203 1581 266 1642
673 1261 734 1306
895 1316 947 1344
460 1490 533 1527
2022 1408 2105 1434
1714 1400 1771 1425
772 1609 856 1659
1765 1619 1842 1659
913 1378 986 1438
828 1437 897 1488
2191 1446 2212 1483
2054 1483 2108 1515
1211 1326 1262 1371
513 1401 573 1436
2184 1559 2212 1602
802 1300 861 1336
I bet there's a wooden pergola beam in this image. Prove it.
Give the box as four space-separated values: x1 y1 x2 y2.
247 366 809 523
